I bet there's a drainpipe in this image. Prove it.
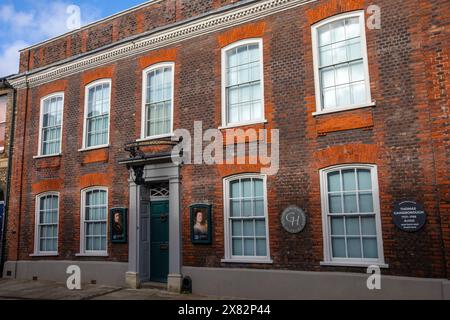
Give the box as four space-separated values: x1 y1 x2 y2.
0 80 16 277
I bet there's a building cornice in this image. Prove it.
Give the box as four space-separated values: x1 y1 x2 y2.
8 0 316 89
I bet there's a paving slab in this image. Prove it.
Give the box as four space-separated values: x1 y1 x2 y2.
0 279 121 300
0 279 223 300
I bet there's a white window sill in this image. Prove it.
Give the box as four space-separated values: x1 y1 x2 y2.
30 253 58 257
221 258 273 264
312 102 376 116
33 154 61 159
320 261 389 268
75 253 108 257
78 144 110 152
219 120 268 130
136 133 174 142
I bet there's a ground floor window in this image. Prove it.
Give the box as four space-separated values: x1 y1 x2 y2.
80 187 108 255
223 174 271 263
320 164 384 266
35 192 59 254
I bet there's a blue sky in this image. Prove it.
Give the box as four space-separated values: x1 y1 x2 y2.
0 0 149 77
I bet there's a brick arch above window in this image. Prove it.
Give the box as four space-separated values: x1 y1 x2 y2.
37 80 67 99
306 0 365 25
217 21 266 48
31 179 64 194
79 173 110 189
82 65 115 86
314 144 378 170
138 48 178 70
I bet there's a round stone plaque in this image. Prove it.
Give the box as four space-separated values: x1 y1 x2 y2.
281 206 306 234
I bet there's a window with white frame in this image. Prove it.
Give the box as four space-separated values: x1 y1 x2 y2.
80 188 108 254
312 11 372 113
83 80 110 148
35 193 59 254
39 93 63 156
222 39 264 127
142 63 174 139
224 174 270 262
320 165 384 265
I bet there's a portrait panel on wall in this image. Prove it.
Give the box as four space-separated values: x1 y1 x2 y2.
110 207 127 244
190 204 212 244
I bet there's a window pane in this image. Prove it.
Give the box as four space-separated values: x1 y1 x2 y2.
347 38 362 60
323 87 336 108
347 238 362 258
254 199 264 217
232 239 243 255
331 237 346 258
242 179 252 197
319 47 333 67
336 85 351 106
357 169 372 190
255 220 266 237
345 216 360 235
346 17 360 38
329 194 342 213
361 216 376 235
359 192 374 213
331 217 344 235
230 200 240 217
327 171 341 192
350 62 364 82
318 25 331 46
232 220 242 236
352 82 366 105
363 238 378 258
256 239 266 256
336 65 349 85
331 20 345 42
253 179 263 197
343 193 357 213
243 220 254 237
342 169 356 191
230 180 240 198
244 239 254 256
321 68 335 88
242 200 252 217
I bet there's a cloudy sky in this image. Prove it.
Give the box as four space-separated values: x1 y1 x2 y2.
0 0 148 77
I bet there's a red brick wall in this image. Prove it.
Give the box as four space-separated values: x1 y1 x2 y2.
6 0 450 279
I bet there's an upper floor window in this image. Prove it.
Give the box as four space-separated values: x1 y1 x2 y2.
83 80 111 149
222 39 265 127
34 192 59 255
142 63 174 139
312 11 372 114
80 187 108 255
0 95 6 152
223 174 271 263
38 93 64 156
320 165 385 266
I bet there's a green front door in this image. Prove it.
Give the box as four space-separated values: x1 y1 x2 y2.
150 200 169 283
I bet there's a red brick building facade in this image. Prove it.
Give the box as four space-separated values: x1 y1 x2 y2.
3 0 449 298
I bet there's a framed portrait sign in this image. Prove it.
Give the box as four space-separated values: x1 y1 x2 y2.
110 207 127 244
190 204 212 244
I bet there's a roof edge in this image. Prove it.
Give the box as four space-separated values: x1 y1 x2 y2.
19 0 161 52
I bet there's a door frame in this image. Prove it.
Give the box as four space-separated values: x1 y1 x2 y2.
125 161 182 290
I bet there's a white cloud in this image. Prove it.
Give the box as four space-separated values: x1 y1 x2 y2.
0 1 102 77
0 40 29 77
0 4 34 29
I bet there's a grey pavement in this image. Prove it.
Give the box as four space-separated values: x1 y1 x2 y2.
0 278 214 300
